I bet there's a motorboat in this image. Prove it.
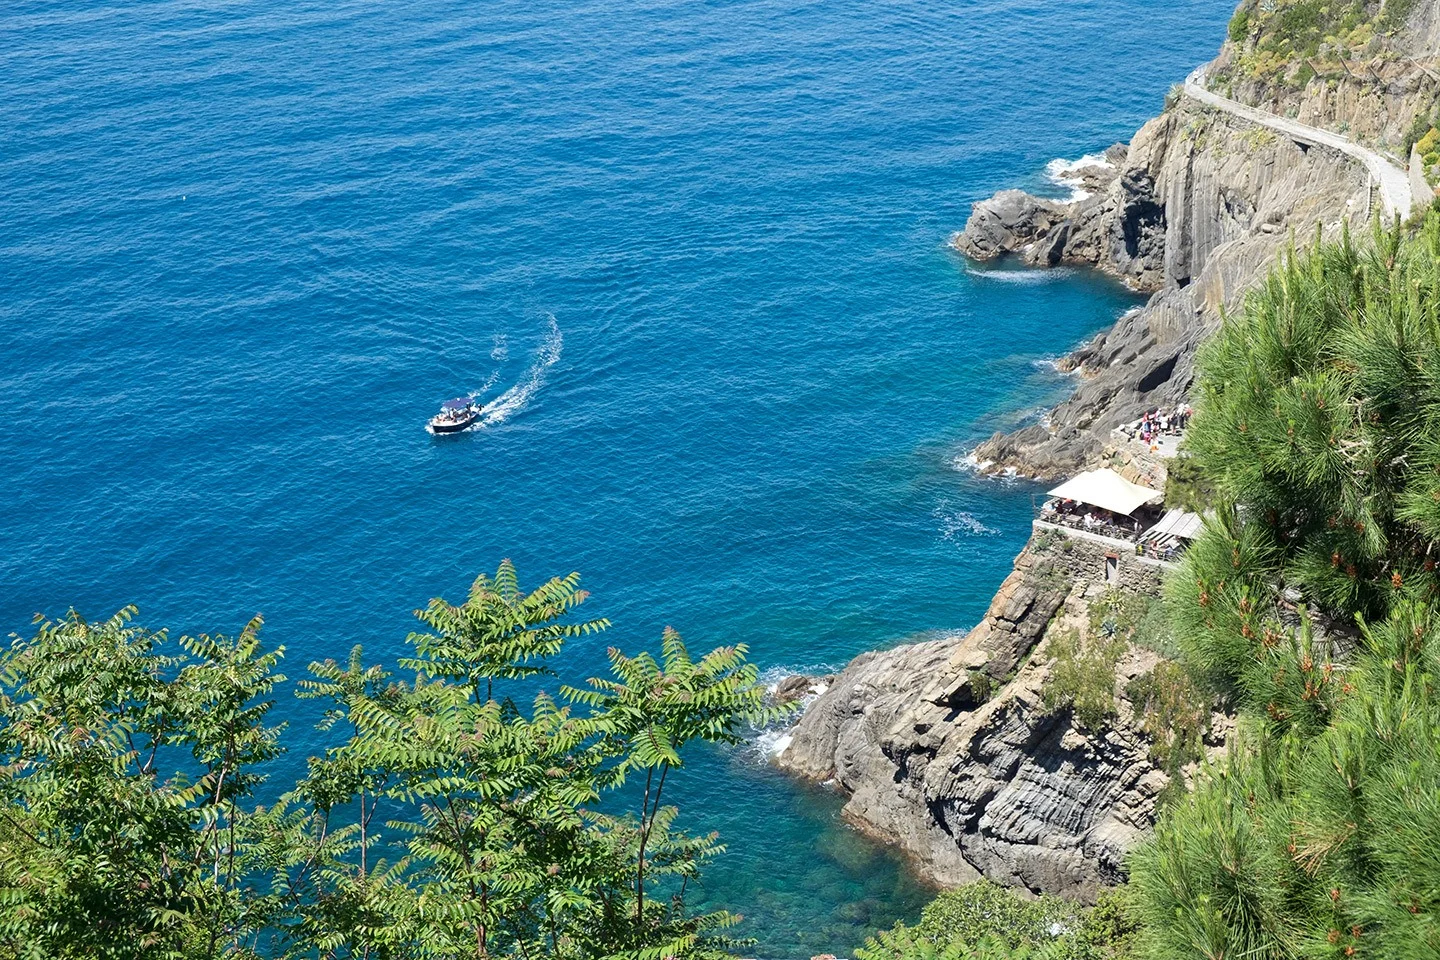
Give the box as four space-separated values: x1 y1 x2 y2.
428 397 480 433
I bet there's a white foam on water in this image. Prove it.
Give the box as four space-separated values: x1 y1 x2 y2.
954 450 995 473
759 663 839 689
746 664 842 764
967 266 1077 285
478 315 563 427
1031 356 1080 376
756 729 793 759
1012 405 1053 430
934 502 999 540
1045 152 1113 203
472 368 501 397
952 449 1022 485
490 333 508 361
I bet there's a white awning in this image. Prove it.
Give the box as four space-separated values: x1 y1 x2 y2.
1047 469 1162 517
1145 507 1204 541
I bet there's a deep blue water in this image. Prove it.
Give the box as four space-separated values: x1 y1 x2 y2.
2 0 1232 954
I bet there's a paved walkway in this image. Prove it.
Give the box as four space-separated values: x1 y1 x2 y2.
1183 67 1413 221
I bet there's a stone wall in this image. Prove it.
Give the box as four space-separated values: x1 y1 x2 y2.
1030 521 1168 597
1411 146 1435 212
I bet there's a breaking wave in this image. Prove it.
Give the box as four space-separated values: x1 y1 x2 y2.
967 266 1077 285
738 665 841 763
952 450 1020 482
1045 152 1113 203
1030 355 1079 375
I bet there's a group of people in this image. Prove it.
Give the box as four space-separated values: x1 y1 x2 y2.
435 406 476 424
1138 404 1191 446
1136 538 1180 562
1040 498 1142 539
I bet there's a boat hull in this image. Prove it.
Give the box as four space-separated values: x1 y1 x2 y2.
429 411 479 433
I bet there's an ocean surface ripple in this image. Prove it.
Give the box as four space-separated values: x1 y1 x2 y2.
0 0 1232 954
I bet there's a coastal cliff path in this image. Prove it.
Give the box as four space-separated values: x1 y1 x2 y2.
1184 67 1414 221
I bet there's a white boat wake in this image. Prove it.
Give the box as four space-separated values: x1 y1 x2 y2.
479 315 562 427
425 316 562 435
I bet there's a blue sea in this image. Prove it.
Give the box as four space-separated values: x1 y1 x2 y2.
1 0 1232 954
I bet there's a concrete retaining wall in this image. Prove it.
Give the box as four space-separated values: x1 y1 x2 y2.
1031 520 1169 596
1411 146 1435 211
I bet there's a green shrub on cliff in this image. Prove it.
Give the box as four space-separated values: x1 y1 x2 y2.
1220 0 1414 88
859 882 1137 960
1227 5 1251 43
1042 590 1165 731
1125 661 1209 774
855 880 1073 959
1131 214 1440 959
1043 626 1126 731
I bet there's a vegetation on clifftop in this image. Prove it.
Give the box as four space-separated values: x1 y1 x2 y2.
881 216 1440 960
1040 590 1162 732
1129 215 1440 959
1218 0 1417 87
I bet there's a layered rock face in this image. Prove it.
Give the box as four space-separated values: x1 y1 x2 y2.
960 90 1371 479
775 534 1212 898
776 3 1433 903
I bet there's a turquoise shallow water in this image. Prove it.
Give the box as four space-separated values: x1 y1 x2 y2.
1 0 1232 954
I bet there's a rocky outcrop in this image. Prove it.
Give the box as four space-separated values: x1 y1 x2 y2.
775 4 1425 905
956 1 1440 481
952 191 1069 262
958 87 1372 479
775 534 1214 897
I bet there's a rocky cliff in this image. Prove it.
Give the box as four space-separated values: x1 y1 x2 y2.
775 531 1224 898
772 4 1440 900
959 62 1386 479
1212 0 1440 154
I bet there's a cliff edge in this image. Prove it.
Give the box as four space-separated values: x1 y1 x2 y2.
776 529 1227 898
957 0 1440 480
775 1 1439 899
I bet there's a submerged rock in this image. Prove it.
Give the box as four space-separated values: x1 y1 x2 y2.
772 673 835 705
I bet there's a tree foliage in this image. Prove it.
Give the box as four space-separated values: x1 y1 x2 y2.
0 562 789 960
856 881 1136 960
1175 217 1440 708
1131 601 1440 960
1132 216 1440 959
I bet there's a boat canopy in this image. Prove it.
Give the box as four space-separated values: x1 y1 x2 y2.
1046 469 1162 517
441 397 472 411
